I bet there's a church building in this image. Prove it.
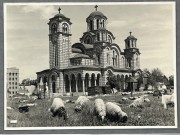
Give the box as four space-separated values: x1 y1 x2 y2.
36 6 141 96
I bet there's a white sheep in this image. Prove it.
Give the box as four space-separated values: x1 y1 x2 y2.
144 98 150 103
122 97 128 101
105 102 128 122
94 98 106 121
74 96 91 112
129 95 148 108
49 98 68 120
162 93 174 109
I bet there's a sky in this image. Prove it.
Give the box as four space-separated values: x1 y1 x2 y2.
5 3 175 82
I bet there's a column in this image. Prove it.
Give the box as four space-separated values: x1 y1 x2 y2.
82 77 85 95
63 79 65 95
69 78 72 95
49 80 52 98
56 77 60 93
89 77 91 87
95 77 97 86
76 78 78 95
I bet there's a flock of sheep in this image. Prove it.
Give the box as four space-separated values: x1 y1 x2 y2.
49 96 128 122
48 92 175 123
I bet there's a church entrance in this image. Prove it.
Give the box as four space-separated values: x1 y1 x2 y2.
52 82 56 93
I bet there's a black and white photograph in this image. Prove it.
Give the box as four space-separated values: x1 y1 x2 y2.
4 2 177 129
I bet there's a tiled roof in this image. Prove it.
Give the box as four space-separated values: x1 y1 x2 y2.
71 53 90 59
83 43 94 49
72 48 82 53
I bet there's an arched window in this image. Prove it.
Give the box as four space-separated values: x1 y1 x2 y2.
116 55 118 66
54 44 58 67
121 57 125 68
107 54 109 64
127 59 131 68
108 35 112 43
51 23 57 34
84 36 92 44
97 33 100 41
112 51 115 66
62 23 68 33
135 53 139 67
106 48 110 64
90 20 93 31
97 54 101 65
97 19 99 29
102 20 105 28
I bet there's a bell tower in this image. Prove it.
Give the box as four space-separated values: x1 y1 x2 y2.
48 7 72 69
124 32 140 70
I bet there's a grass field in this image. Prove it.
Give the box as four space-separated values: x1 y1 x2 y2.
6 92 175 127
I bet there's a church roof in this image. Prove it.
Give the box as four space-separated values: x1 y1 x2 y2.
72 43 93 54
126 35 137 40
72 48 82 53
88 11 106 18
83 43 94 49
54 13 66 18
71 53 90 59
125 32 137 40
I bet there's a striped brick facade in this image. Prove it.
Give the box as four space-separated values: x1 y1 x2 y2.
37 8 142 97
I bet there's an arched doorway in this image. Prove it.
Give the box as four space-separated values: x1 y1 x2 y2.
77 74 83 92
65 75 69 92
51 75 56 93
121 75 125 90
96 74 100 86
125 75 129 91
91 73 95 86
85 73 89 91
71 74 76 92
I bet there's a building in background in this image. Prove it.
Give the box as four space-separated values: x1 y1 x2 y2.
6 67 19 97
37 6 141 96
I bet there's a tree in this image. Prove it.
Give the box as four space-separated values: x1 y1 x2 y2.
151 68 164 82
106 70 121 93
21 78 30 94
107 70 116 94
147 74 156 89
169 75 174 86
143 68 151 75
163 75 169 86
146 68 164 89
137 73 144 90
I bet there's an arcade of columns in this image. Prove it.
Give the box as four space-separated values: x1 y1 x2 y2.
38 70 132 96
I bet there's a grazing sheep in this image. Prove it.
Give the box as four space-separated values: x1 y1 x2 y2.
144 98 150 103
106 102 127 123
94 98 106 121
122 97 128 101
75 96 91 112
129 95 148 108
162 93 174 109
49 98 68 120
121 92 131 96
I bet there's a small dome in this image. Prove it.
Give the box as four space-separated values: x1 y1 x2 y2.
53 7 67 18
88 11 106 18
126 32 137 40
126 35 136 39
54 13 66 18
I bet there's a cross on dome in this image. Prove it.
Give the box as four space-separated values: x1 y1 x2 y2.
95 5 98 11
58 7 61 14
129 32 132 36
